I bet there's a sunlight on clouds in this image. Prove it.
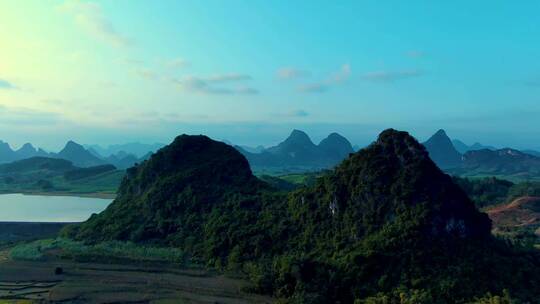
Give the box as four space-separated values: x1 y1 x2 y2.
298 64 351 93
59 0 132 48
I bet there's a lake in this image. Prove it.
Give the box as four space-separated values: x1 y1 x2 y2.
0 194 112 222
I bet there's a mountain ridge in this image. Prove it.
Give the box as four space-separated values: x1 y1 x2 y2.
238 129 354 171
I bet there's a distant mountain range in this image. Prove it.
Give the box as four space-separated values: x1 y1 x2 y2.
451 139 496 154
85 142 165 158
236 129 354 172
424 129 540 180
4 130 540 180
0 140 158 169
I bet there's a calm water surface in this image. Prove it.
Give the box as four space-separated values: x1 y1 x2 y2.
0 194 112 222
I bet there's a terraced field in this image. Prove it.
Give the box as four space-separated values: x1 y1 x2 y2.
0 253 273 303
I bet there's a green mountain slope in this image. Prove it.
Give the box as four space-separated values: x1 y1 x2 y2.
64 130 540 303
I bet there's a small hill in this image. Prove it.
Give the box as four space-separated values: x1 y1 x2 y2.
423 129 462 169
522 149 540 157
456 148 540 179
470 142 497 151
0 157 122 195
56 141 107 168
0 157 75 174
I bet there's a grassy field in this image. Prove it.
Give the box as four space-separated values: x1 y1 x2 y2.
9 238 187 265
0 239 273 303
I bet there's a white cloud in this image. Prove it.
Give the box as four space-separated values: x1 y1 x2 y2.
206 73 252 82
174 75 258 95
166 58 190 69
277 67 310 80
287 109 309 117
135 68 158 80
361 70 423 83
60 0 132 48
298 83 327 93
331 64 351 83
298 64 351 94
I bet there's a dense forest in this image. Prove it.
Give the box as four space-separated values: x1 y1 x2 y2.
63 130 540 303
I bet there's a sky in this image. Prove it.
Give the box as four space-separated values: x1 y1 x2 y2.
1 1 540 151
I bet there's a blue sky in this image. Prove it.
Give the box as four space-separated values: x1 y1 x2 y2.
1 1 540 150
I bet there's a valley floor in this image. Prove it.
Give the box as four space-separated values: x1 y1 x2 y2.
0 254 273 303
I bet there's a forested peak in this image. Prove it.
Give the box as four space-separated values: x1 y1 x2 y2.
129 134 255 180
307 128 491 239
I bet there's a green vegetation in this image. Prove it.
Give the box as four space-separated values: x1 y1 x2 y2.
0 157 124 197
453 176 514 207
9 239 56 261
10 238 186 264
257 171 326 191
453 176 540 208
63 164 116 180
62 131 540 303
506 181 540 200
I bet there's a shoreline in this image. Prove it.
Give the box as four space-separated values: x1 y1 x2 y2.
0 190 116 199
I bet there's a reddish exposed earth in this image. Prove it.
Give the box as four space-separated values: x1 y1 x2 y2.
486 196 540 236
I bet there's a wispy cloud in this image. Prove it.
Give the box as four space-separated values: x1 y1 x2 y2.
0 79 16 90
60 0 132 48
0 105 64 126
406 50 425 58
277 67 311 80
287 109 309 117
165 58 190 69
135 68 158 80
298 83 327 93
298 64 351 93
174 74 258 95
206 73 252 82
331 64 351 83
236 86 259 95
361 70 423 83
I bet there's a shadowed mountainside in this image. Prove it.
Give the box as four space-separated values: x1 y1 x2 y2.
423 129 462 169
